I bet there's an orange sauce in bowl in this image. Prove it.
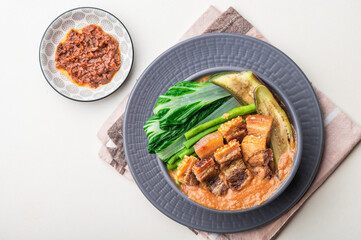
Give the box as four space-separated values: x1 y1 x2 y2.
169 149 295 211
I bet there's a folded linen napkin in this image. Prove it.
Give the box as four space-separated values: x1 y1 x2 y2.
97 6 361 240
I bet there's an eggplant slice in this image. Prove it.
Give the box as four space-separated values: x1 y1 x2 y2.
254 85 294 170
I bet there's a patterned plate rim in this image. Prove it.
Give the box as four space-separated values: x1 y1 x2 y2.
38 6 134 102
124 33 324 233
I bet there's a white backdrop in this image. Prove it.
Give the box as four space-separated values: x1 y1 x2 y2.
1 0 360 239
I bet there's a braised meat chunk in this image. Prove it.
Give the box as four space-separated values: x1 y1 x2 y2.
247 149 274 179
192 157 229 196
214 139 242 168
192 157 218 183
242 115 274 179
248 149 273 167
246 115 273 144
176 155 199 186
194 131 224 159
241 135 266 162
208 177 228 196
218 116 247 143
223 159 249 190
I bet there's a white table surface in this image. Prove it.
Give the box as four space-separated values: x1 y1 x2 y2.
1 0 361 239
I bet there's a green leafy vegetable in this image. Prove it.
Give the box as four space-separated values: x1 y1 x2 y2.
153 81 231 128
144 81 231 153
156 136 186 161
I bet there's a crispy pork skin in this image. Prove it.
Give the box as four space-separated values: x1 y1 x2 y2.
214 139 242 168
192 157 218 183
218 116 247 143
176 155 199 186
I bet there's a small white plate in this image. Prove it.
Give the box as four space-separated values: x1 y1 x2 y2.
39 7 134 101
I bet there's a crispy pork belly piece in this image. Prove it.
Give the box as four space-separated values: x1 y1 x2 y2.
214 139 242 167
223 159 249 190
246 115 273 144
194 131 224 159
192 157 218 183
192 157 228 196
247 149 274 179
207 177 228 196
218 116 247 143
248 149 273 167
176 155 199 186
241 115 274 178
241 135 266 162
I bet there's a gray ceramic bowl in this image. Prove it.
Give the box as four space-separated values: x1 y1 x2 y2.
158 66 303 213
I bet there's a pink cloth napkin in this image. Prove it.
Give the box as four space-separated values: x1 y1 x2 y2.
97 6 361 239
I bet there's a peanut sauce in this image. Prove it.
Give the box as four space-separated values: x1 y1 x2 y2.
169 149 295 211
55 24 121 88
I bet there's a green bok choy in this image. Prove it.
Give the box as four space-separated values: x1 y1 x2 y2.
144 81 231 154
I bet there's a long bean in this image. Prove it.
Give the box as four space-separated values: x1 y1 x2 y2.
183 124 222 149
167 158 183 171
167 148 185 164
184 104 256 139
178 147 195 160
